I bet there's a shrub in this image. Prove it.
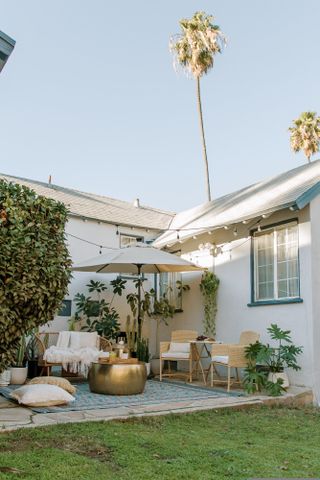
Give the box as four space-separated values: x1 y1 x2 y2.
0 181 72 372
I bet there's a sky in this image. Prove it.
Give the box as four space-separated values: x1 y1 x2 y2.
0 1 319 212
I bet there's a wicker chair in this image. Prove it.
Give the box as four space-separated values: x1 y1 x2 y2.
35 332 112 376
209 330 260 391
160 330 198 382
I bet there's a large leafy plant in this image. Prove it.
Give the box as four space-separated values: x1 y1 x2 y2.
243 324 303 397
0 181 72 373
73 279 126 339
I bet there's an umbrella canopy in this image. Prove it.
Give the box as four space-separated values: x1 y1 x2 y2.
72 243 201 275
72 243 202 340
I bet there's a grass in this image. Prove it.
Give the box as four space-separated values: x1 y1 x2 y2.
0 406 319 479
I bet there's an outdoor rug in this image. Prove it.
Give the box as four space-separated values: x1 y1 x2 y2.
0 379 243 414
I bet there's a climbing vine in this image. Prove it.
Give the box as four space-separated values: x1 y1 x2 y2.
199 270 220 337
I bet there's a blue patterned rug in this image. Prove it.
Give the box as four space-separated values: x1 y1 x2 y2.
0 379 242 414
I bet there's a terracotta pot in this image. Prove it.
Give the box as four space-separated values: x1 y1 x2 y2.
268 371 289 389
10 367 28 385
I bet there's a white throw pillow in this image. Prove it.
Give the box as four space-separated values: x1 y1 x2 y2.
10 384 75 407
169 342 190 354
70 332 98 349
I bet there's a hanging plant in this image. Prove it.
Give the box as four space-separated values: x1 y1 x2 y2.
199 270 220 337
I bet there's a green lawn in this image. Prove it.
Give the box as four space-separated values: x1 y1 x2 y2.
0 406 319 479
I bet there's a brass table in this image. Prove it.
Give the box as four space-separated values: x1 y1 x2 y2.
88 361 147 395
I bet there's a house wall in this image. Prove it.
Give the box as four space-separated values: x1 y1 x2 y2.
164 207 314 387
44 216 158 340
310 196 320 403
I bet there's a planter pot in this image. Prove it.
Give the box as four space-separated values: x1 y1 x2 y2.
27 360 40 379
0 369 11 386
151 357 161 375
10 367 28 385
145 362 151 377
268 371 289 389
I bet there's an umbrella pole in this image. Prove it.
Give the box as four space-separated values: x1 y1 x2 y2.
137 264 142 340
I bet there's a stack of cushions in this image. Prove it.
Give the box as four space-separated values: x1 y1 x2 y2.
161 342 190 359
10 376 76 407
28 376 77 395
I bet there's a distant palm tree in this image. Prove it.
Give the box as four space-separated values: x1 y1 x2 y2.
289 111 320 163
170 11 225 202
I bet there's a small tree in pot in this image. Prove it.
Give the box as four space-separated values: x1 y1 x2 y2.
243 324 303 396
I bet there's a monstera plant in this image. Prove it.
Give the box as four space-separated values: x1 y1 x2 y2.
0 180 72 373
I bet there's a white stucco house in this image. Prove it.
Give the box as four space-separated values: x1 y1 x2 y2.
154 160 320 402
3 160 320 401
0 173 175 343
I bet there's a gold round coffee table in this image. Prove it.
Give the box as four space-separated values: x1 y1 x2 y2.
88 361 147 395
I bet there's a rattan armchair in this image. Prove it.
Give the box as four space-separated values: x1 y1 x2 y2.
209 331 260 391
160 330 197 382
35 332 112 376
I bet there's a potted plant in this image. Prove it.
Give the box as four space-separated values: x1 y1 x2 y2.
0 368 11 386
26 331 40 379
73 279 123 340
243 324 303 396
262 324 303 388
10 336 28 385
137 338 150 376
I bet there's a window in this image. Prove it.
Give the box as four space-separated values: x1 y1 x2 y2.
159 272 182 311
120 234 144 248
58 300 72 317
253 221 300 302
119 234 144 279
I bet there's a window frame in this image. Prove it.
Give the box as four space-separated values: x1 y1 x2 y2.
159 272 183 312
249 218 303 306
119 233 144 280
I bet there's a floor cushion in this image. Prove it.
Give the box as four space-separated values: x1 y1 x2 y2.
28 376 76 395
10 384 75 407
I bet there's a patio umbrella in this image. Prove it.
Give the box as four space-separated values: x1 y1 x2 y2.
72 243 202 338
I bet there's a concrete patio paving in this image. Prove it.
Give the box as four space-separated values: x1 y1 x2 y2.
0 383 313 432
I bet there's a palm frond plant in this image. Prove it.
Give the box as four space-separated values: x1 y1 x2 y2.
289 111 320 163
170 11 226 201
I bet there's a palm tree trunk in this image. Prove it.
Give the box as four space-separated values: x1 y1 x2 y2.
196 76 211 202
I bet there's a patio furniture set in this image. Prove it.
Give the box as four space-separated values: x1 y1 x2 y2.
160 329 260 392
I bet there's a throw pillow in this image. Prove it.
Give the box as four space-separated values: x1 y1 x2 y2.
169 342 190 354
10 384 75 407
28 376 76 395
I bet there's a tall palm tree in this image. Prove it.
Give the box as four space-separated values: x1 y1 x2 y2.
289 111 320 163
170 11 225 202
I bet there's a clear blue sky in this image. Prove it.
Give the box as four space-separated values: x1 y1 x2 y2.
0 1 318 212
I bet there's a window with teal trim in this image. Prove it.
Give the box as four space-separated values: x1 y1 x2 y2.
253 221 299 301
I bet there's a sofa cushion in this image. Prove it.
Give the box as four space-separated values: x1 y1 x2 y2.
28 376 76 395
70 332 98 349
10 384 75 407
162 352 190 359
169 342 190 354
212 355 229 364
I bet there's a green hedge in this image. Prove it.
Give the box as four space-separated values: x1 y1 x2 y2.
0 181 72 372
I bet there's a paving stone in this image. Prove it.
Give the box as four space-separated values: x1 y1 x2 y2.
0 407 32 427
0 396 17 409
